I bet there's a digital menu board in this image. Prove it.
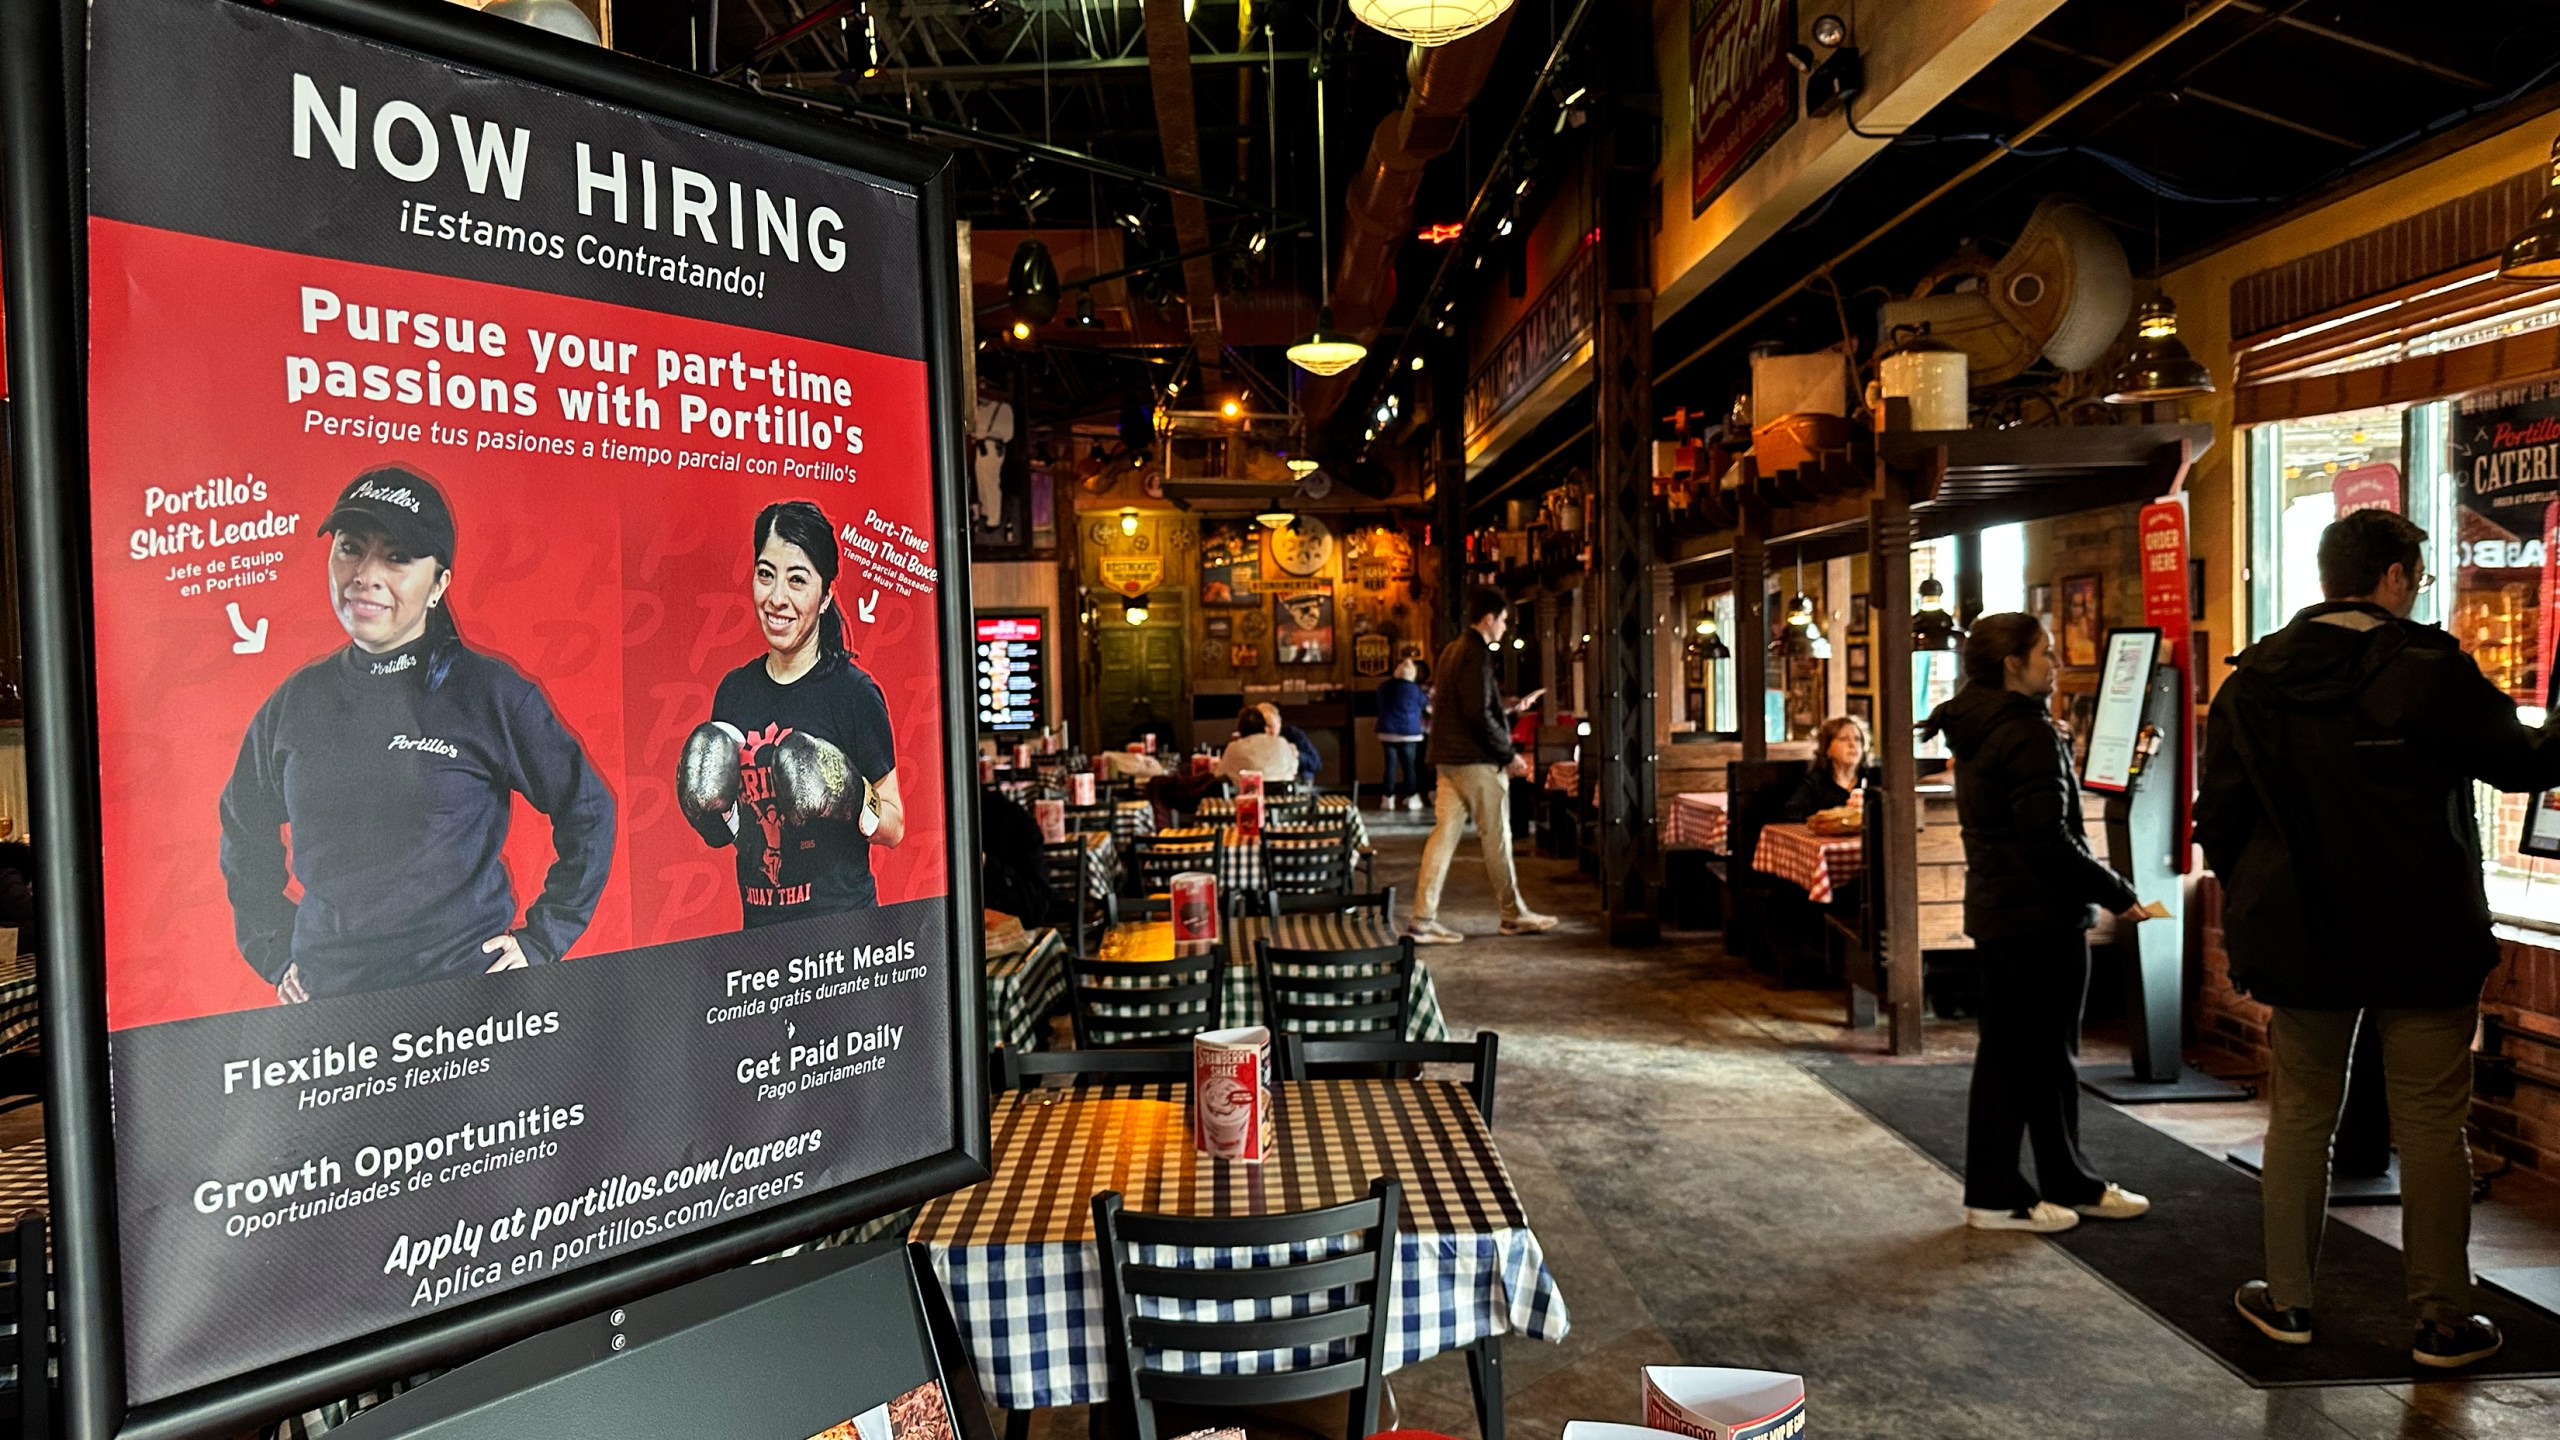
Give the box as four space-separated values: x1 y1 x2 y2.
2082 629 2161 795
973 614 1046 732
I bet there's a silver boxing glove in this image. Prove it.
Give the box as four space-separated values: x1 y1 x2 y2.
677 721 746 847
771 732 880 835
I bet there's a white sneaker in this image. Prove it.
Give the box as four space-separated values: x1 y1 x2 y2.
2074 1184 2150 1220
1407 919 1465 945
1965 1202 2081 1234
1403 794 1425 812
1499 911 1560 935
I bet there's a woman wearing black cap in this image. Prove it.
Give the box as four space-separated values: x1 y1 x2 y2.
676 500 904 925
219 465 616 1002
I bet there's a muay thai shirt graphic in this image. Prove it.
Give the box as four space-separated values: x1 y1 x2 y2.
713 654 896 923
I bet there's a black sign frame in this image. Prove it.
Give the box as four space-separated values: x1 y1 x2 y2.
972 610 1049 734
0 0 987 1435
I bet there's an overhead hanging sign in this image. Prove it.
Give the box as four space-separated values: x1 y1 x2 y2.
1689 0 1797 217
3 0 981 1432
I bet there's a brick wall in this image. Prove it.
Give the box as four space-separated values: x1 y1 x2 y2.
2193 874 2560 1176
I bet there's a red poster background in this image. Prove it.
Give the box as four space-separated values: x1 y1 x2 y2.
2138 499 2193 868
87 220 950 1029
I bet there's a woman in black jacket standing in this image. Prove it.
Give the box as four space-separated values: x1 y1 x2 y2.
1922 613 2154 1233
220 467 617 1002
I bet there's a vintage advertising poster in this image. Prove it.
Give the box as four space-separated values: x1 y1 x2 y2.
2455 382 2560 539
77 0 961 1405
1275 584 1336 665
1689 0 1796 217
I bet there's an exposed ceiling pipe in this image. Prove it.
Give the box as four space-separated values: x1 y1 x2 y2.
1300 14 1517 430
1140 0 1229 371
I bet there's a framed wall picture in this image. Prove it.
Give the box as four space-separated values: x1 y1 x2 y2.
1205 614 1232 640
1274 583 1336 664
1199 520 1262 606
2060 573 2103 667
1848 593 1870 636
1845 643 1870 689
1846 692 1873 723
1231 642 1262 668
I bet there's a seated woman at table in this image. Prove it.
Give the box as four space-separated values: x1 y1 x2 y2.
1258 701 1324 781
1220 706 1301 783
1922 613 2154 1237
1782 715 1871 822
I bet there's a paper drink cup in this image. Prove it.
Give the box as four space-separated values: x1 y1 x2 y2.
1171 871 1219 951
1033 799 1067 844
1193 1026 1272 1162
1068 771 1097 806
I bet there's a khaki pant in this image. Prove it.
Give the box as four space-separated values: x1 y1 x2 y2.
2262 1005 2477 1323
1414 763 1523 923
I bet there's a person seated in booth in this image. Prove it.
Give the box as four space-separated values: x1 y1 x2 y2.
1783 715 1871 822
1220 706 1301 784
976 786 1051 927
1258 701 1323 781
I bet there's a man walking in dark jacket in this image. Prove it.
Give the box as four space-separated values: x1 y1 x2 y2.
2199 508 2560 1369
1408 587 1556 943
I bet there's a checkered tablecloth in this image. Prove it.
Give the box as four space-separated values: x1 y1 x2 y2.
1663 792 1729 854
1080 831 1118 901
914 1080 1569 1411
1153 825 1261 894
1542 761 1578 794
0 955 36 1054
0 1140 40 1219
1224 912 1448 1041
1195 795 1372 852
1112 801 1158 844
1751 822 1864 904
985 929 1069 1051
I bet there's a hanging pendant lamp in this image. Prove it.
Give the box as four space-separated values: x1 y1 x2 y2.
1289 62 1368 378
2103 296 2214 404
2503 133 2560 280
1912 574 1965 653
1351 0 1513 47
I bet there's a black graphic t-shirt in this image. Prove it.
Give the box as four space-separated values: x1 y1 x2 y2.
712 654 897 924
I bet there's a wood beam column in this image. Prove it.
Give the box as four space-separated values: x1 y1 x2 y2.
1872 475 1925 1055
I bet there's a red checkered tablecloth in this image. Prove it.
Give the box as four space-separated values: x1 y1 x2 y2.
1752 822 1864 903
1664 792 1728 853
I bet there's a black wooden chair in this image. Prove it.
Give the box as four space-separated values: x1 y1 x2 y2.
1721 759 1808 969
1255 887 1396 920
1067 802 1119 836
1071 948 1222 1048
996 1046 1193 1092
1040 839 1093 957
1105 892 1171 926
1091 1179 1402 1440
1127 832 1224 898
1277 1031 1500 1125
1255 939 1415 1042
1 1211 50 1440
1261 822 1353 895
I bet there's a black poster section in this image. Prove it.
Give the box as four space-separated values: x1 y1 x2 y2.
2454 381 2560 541
0 1 985 1437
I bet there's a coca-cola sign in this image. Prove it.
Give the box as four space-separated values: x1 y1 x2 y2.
2455 382 2560 538
1691 0 1796 216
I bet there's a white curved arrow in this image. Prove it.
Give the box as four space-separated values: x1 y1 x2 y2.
226 603 268 655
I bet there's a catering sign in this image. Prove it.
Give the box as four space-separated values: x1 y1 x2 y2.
1690 0 1796 216
1 0 982 1433
2455 382 2560 539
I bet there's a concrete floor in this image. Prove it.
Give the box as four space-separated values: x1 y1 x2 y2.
1290 817 2560 1440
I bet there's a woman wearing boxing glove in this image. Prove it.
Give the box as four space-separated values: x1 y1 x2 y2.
681 499 905 927
219 466 617 1003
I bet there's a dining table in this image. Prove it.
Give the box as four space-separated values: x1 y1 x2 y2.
1194 793 1372 852
0 954 36 1055
1752 821 1865 904
912 1079 1571 1419
1076 830 1119 901
983 928 1069 1052
1662 792 1729 854
1086 911 1450 1041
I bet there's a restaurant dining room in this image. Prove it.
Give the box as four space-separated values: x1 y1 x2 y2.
22 1 2560 1439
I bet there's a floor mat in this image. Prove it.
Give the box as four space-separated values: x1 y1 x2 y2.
1807 1057 2560 1387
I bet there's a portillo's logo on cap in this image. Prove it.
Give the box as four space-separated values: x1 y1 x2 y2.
350 480 423 513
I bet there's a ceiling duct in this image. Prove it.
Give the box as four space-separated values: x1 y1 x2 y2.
1300 14 1518 430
